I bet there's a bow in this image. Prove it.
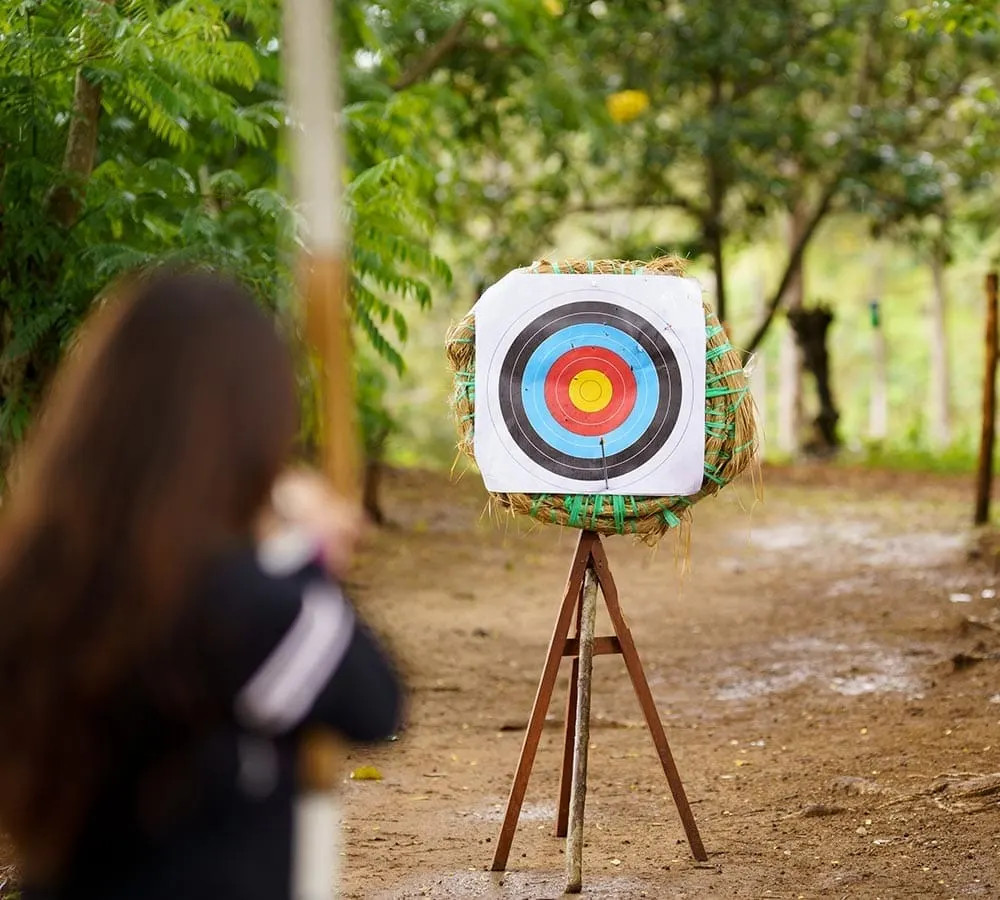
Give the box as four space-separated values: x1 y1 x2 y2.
281 0 359 897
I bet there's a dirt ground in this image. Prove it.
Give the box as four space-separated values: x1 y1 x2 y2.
341 464 1000 900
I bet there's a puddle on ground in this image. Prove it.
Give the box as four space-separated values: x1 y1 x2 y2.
714 635 923 703
745 520 964 569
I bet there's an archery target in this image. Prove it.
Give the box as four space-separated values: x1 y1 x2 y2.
474 273 706 495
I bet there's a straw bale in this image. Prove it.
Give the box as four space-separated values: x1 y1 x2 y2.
445 257 759 540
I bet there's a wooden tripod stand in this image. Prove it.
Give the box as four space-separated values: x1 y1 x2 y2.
490 530 707 885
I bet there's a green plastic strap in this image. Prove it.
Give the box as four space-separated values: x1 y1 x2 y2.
706 341 734 362
552 261 561 274
707 368 746 384
565 494 586 527
612 495 626 534
590 493 604 529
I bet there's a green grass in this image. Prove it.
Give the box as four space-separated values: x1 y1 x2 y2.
851 441 979 475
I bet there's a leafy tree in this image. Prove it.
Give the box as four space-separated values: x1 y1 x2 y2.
0 1 449 489
386 1 997 350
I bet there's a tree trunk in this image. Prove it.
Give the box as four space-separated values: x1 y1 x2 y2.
777 203 807 456
707 218 727 326
788 306 840 456
706 71 727 325
3 38 108 472
45 67 103 228
928 244 952 449
362 458 386 527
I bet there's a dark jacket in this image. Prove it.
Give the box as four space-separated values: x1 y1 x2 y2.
23 538 401 900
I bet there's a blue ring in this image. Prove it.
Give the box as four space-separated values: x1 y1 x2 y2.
520 323 658 459
498 301 684 481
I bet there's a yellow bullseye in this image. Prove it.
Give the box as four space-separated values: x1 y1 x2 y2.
568 369 613 413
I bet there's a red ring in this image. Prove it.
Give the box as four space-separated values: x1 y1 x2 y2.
543 346 637 437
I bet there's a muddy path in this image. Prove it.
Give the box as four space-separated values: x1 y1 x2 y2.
343 465 1000 899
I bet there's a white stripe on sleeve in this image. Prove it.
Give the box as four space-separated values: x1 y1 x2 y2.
235 583 355 734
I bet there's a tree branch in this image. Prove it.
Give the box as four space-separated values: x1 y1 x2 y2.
743 178 839 354
391 13 470 91
565 196 707 220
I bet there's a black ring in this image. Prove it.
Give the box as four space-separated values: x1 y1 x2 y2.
497 301 683 481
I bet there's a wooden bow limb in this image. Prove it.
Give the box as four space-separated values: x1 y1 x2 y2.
281 0 360 897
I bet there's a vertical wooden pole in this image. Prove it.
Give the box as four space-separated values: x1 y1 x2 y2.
975 272 999 526
491 531 595 872
556 587 583 838
565 564 598 894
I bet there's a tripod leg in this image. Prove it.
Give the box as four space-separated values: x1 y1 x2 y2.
565 562 599 894
590 539 708 863
555 584 584 838
491 531 597 872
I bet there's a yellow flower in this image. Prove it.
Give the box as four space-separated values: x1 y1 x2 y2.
543 0 564 15
606 89 650 124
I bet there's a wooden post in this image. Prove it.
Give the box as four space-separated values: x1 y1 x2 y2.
555 588 583 838
491 532 595 873
565 565 598 894
975 272 999 526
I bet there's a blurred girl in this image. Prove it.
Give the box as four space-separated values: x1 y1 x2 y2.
0 269 401 899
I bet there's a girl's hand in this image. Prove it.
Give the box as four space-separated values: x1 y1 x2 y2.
268 469 367 579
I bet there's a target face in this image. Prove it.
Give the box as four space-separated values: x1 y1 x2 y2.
475 273 706 495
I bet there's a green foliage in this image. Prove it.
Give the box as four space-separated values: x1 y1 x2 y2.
904 1 1000 35
2 0 998 476
0 0 451 469
856 440 978 475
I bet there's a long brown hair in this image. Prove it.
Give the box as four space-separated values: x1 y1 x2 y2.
0 269 299 875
